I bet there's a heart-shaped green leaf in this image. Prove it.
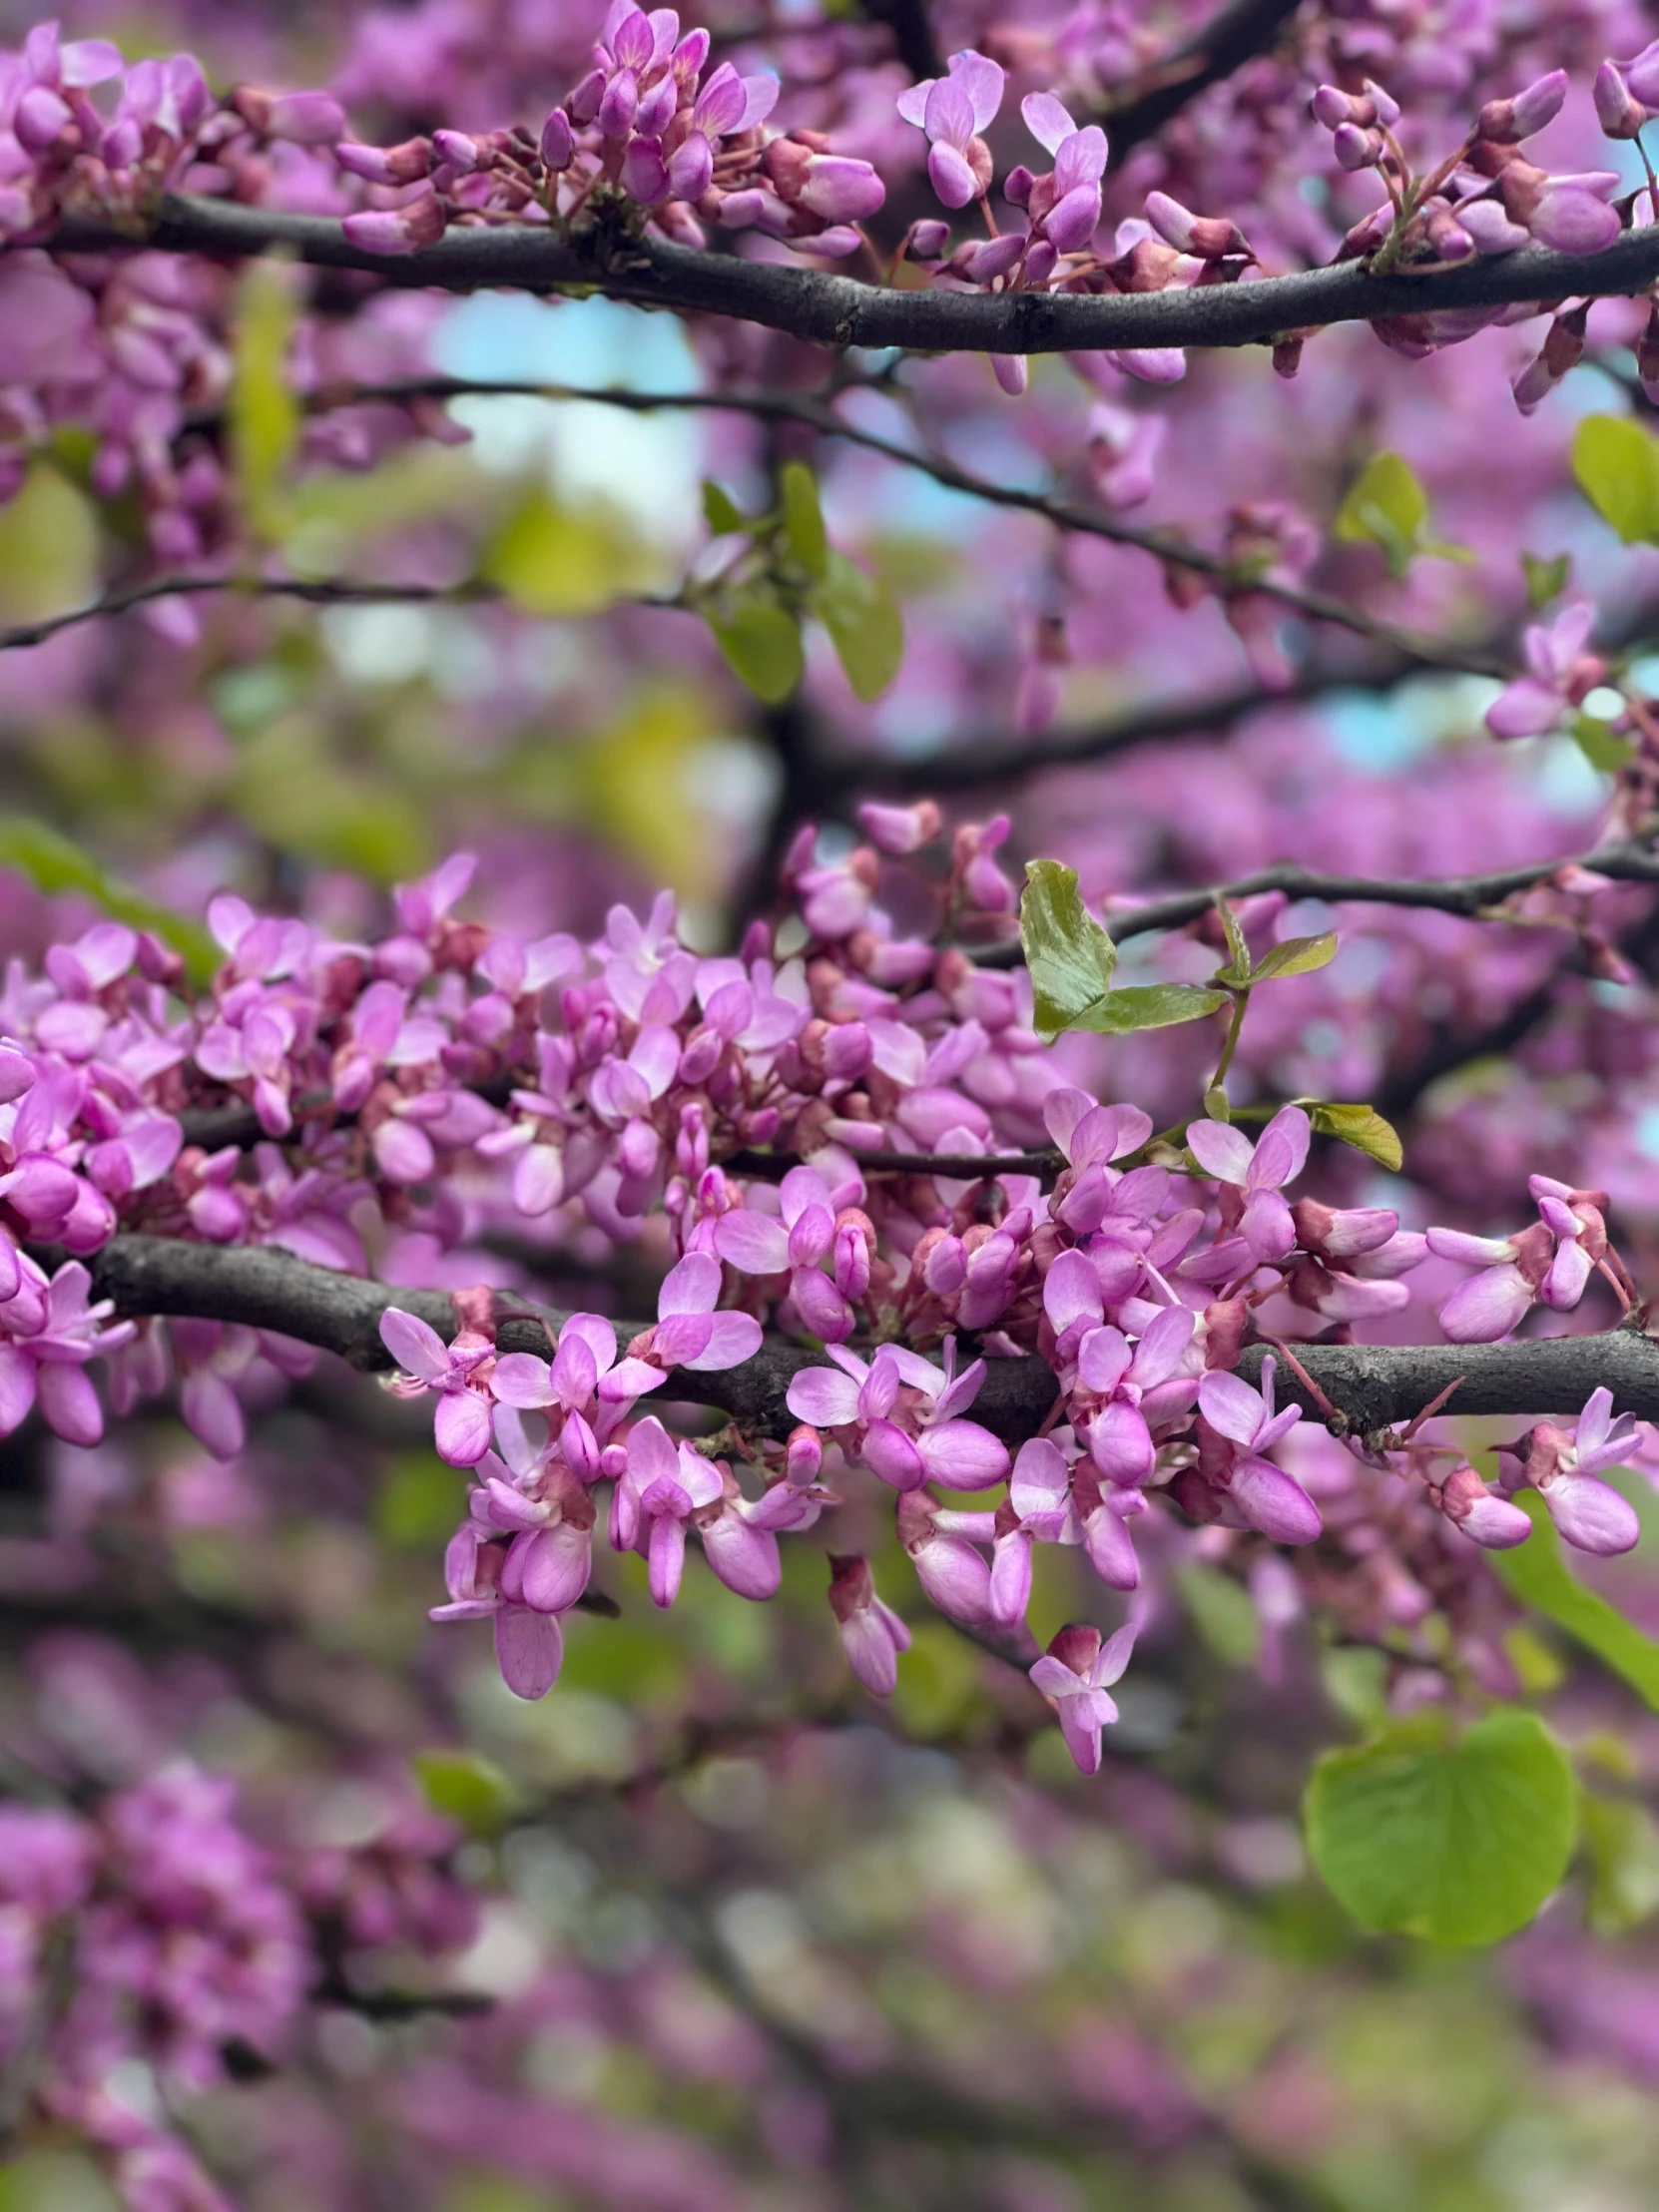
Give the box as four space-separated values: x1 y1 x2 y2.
1306 1706 1576 1945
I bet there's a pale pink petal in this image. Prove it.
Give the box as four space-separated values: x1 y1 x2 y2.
379 1308 451 1381
495 1603 563 1698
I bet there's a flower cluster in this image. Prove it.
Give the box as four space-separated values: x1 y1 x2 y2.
0 1764 473 2210
337 0 883 258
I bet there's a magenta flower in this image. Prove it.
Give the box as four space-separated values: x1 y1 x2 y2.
828 1553 911 1694
379 1307 498 1465
1486 603 1602 738
1029 1621 1136 1775
614 1413 725 1607
1068 1304 1199 1485
1433 1464 1535 1549
598 1252 762 1405
1509 1387 1642 1555
1187 1105 1311 1264
897 49 1004 209
786 1335 1009 1491
432 1525 565 1699
0 1259 134 1447
1197 1357 1321 1543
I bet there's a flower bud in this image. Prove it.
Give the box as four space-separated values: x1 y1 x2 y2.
1594 60 1649 139
1477 70 1567 144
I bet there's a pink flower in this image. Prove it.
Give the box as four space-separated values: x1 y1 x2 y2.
1485 603 1602 738
1029 1621 1136 1775
1186 1106 1311 1263
786 1336 1009 1491
379 1307 497 1465
614 1414 725 1607
1197 1357 1321 1543
1068 1304 1199 1486
0 1259 134 1447
599 1252 762 1407
897 49 1004 209
1509 1387 1641 1555
1432 1464 1535 1549
828 1553 910 1694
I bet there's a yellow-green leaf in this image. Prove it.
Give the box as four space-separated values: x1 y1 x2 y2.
0 462 98 626
484 488 658 617
1253 930 1339 981
1522 550 1571 609
1335 451 1429 577
707 596 804 703
813 550 903 703
1080 982 1230 1033
1020 858 1118 1041
1214 895 1251 983
1571 711 1636 775
1307 1100 1402 1172
780 460 828 579
702 479 746 537
230 257 300 540
412 1749 516 1837
1572 413 1659 545
1491 1487 1659 1707
0 817 217 984
1582 1792 1659 1934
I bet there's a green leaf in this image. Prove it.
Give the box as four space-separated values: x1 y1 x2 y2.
1305 1707 1577 1945
1490 1488 1659 1707
1571 710 1636 775
1307 1100 1403 1172
707 596 804 703
1522 551 1571 609
1252 930 1339 982
1215 895 1251 982
412 1748 516 1837
1020 858 1118 1042
702 479 746 537
230 257 300 540
1077 982 1230 1034
1582 1792 1659 1934
1334 451 1430 577
483 488 660 617
0 818 217 985
1174 1561 1260 1667
780 460 828 579
1571 413 1659 545
813 550 903 703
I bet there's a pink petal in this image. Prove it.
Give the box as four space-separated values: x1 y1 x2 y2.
715 1210 791 1275
1543 1473 1640 1556
495 1604 563 1698
659 1251 720 1317
490 1354 556 1408
786 1368 861 1426
380 1308 451 1381
917 1419 1009 1491
1229 1457 1322 1544
681 1312 762 1371
1186 1119 1254 1185
434 1389 493 1466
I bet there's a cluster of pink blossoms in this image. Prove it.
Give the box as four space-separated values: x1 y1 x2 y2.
0 1767 475 2212
0 814 1641 1760
291 806 1646 1767
336 0 884 258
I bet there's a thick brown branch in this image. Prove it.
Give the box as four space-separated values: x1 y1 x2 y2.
69 1235 1659 1431
48 196 1659 358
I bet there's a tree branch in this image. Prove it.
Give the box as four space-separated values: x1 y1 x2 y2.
49 196 1659 359
66 1235 1659 1431
972 836 1659 967
1101 0 1305 155
228 372 1514 674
